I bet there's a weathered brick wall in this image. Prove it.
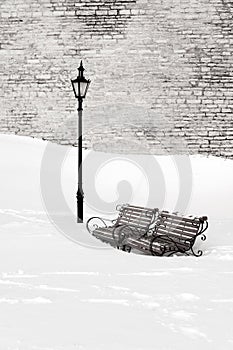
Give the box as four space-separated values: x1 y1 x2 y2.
0 0 233 157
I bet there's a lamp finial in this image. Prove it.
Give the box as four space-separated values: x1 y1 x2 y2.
78 60 85 76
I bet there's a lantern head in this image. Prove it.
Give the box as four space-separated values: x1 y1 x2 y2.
71 61 91 99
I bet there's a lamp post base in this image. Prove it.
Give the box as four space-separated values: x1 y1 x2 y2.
76 190 83 223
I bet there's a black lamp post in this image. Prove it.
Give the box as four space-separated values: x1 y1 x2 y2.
71 61 91 223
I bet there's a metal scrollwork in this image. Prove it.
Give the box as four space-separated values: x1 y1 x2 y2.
116 203 127 212
86 216 116 235
113 224 143 242
112 224 136 248
190 247 203 257
200 234 206 241
149 234 180 256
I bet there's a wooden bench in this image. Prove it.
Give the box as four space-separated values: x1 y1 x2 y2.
126 211 208 256
150 211 208 256
86 204 158 250
86 204 208 257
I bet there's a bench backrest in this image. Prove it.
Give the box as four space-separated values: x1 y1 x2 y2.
155 211 206 243
116 204 156 234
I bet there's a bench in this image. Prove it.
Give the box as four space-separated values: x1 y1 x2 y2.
150 211 208 256
126 211 208 256
86 204 208 257
86 204 158 250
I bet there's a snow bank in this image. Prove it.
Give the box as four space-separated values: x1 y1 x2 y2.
0 134 233 350
0 133 232 249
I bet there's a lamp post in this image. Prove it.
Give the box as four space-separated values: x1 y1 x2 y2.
71 61 91 223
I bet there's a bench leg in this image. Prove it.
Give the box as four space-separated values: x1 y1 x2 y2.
122 245 131 253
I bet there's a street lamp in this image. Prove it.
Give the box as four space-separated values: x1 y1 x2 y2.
71 61 91 223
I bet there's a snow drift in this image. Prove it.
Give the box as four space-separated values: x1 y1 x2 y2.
0 134 233 350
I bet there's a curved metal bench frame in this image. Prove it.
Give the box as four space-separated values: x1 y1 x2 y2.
149 215 208 257
86 205 208 257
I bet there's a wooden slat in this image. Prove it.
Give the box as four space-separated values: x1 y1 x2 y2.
128 236 149 245
155 237 191 251
117 222 150 231
94 226 138 247
119 219 151 228
94 232 113 239
129 237 176 255
94 227 113 234
121 210 153 221
154 235 190 249
156 222 199 236
94 235 117 247
94 226 129 237
118 218 151 230
123 206 154 215
94 234 115 245
122 207 154 217
127 237 151 251
117 221 150 232
159 218 200 232
160 212 200 225
118 216 152 226
121 214 152 226
155 230 194 242
116 205 154 228
124 204 154 212
161 220 199 233
156 223 198 237
119 208 153 227
119 211 152 222
151 242 178 254
156 226 195 240
93 228 116 243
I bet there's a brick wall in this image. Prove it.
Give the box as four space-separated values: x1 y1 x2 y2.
0 0 233 157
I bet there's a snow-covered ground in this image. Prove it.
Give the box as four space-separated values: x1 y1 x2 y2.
0 134 233 350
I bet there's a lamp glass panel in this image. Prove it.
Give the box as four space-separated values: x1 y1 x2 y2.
72 81 79 98
79 81 88 97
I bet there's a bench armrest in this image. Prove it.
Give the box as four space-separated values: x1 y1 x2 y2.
86 216 117 234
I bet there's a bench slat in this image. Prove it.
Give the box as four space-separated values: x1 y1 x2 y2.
122 205 155 213
156 226 196 240
159 218 200 232
127 237 177 255
127 237 150 251
121 211 153 222
118 217 152 227
117 205 155 229
156 221 199 236
154 235 190 249
122 207 154 215
161 212 200 225
118 218 152 230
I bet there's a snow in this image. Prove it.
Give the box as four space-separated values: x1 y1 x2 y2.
0 134 233 350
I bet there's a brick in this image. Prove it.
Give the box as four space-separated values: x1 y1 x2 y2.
95 10 108 15
1 12 10 17
0 0 232 159
108 10 117 15
119 9 131 15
